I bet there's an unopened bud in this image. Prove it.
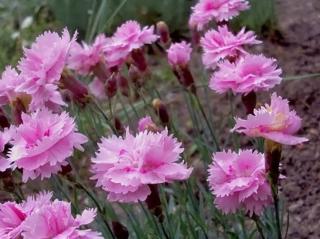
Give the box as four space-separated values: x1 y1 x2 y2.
0 108 10 129
92 60 110 81
112 221 129 239
152 99 169 126
105 74 118 99
156 21 171 46
60 71 89 106
241 91 257 115
117 74 129 97
146 184 164 222
114 117 125 135
131 49 148 72
128 65 142 87
180 66 196 94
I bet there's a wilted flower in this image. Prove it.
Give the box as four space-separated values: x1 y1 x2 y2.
167 41 192 67
232 93 309 145
9 108 87 182
91 129 192 203
201 26 261 68
189 0 250 31
210 54 282 94
0 192 52 238
68 34 107 75
104 20 158 69
17 29 75 111
22 201 102 239
208 150 272 216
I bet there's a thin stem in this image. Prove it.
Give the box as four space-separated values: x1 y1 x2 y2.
192 93 220 151
91 100 118 134
272 185 282 239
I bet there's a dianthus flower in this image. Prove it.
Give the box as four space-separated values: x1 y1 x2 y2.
22 200 102 239
0 66 24 106
8 108 87 182
91 129 192 203
201 25 261 68
0 192 52 238
189 0 250 31
167 41 192 67
104 20 158 69
68 34 107 75
17 29 75 111
210 54 282 94
208 150 272 215
232 93 308 145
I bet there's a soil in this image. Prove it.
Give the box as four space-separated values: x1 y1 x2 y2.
263 1 320 238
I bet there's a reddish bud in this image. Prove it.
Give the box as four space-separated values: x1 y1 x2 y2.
131 49 148 72
105 74 118 99
92 60 110 81
114 117 125 135
152 99 169 126
112 221 129 239
156 21 171 46
241 91 257 115
12 98 27 125
146 184 164 222
117 74 129 97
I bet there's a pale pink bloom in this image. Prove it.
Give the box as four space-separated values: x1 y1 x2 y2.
0 192 52 239
104 20 158 68
68 34 107 75
201 25 261 68
167 41 192 67
88 78 106 100
208 150 272 215
232 93 309 145
17 28 76 111
91 128 192 203
22 201 102 239
0 66 24 106
138 116 155 132
189 0 250 30
210 54 282 94
8 108 88 182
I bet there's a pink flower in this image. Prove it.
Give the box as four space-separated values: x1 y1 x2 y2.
167 41 192 67
208 150 272 216
138 116 155 132
88 77 107 100
17 28 76 111
189 0 250 30
8 108 88 182
91 129 192 203
68 34 107 75
0 66 24 106
232 93 309 145
201 25 261 68
210 54 282 94
0 192 52 238
22 201 102 239
104 20 158 68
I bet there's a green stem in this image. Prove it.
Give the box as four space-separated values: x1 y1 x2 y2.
272 185 282 239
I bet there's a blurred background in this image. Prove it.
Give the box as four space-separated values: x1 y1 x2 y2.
0 0 276 70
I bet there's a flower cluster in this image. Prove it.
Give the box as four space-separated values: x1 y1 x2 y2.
91 128 192 202
0 192 102 238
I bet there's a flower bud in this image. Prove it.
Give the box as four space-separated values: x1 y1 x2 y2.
114 117 125 135
152 99 169 126
117 74 129 97
156 21 171 46
128 65 143 87
105 74 118 99
131 49 148 72
241 91 257 115
180 66 196 94
12 98 27 125
60 71 89 106
112 221 129 239
146 184 164 222
92 60 110 81
0 108 10 129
